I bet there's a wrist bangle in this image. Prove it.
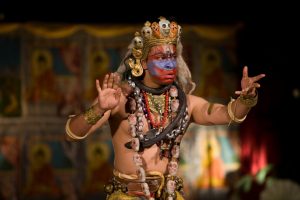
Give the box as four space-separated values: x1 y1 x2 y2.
65 118 89 140
227 98 247 124
83 105 104 125
238 93 258 107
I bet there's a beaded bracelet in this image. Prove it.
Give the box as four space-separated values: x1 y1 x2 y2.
238 93 258 107
83 105 104 125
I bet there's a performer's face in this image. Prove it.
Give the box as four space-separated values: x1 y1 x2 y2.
145 44 177 85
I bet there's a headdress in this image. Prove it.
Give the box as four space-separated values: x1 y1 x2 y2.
140 17 181 59
117 16 195 94
125 17 181 77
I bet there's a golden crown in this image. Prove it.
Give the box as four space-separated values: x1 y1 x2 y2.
127 17 181 77
132 17 181 58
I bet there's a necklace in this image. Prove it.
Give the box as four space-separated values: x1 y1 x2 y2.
147 92 166 115
143 90 169 129
126 76 190 199
126 76 189 148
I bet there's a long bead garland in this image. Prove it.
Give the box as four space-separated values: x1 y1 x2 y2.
127 76 189 199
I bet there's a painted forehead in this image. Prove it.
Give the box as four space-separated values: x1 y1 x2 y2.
148 44 176 55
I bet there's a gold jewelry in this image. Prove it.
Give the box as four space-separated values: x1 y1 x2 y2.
65 118 89 140
141 18 179 60
148 93 165 115
113 169 139 180
126 32 144 77
238 93 258 107
83 105 103 125
127 17 181 61
126 17 181 77
127 56 143 77
227 98 247 124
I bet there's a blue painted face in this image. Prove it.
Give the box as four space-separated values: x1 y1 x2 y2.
147 58 176 72
146 44 177 85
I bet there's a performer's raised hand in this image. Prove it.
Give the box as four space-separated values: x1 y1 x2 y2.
235 66 265 97
96 73 121 112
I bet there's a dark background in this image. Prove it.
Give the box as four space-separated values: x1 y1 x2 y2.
1 1 299 184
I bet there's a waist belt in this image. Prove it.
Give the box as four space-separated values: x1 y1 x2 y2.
112 169 165 197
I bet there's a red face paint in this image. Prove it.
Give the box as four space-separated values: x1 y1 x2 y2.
146 44 177 85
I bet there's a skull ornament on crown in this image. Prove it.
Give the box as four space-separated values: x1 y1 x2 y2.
159 17 170 36
140 17 180 50
126 16 181 77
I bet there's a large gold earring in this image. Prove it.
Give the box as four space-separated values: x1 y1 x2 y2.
127 48 143 77
127 32 144 77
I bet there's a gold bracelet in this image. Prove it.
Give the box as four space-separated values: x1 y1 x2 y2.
227 98 247 123
238 93 258 107
83 105 103 125
65 118 89 140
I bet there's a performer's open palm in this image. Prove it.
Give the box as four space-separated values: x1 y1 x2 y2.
96 73 121 111
235 66 266 97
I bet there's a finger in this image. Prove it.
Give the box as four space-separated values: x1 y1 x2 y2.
235 90 242 95
241 87 250 96
102 74 109 89
247 83 260 91
251 74 265 82
107 73 114 88
253 83 261 88
243 66 248 78
115 88 122 100
243 87 250 93
243 84 259 95
96 79 102 93
113 73 120 90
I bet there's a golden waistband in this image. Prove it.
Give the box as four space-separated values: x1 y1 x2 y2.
113 169 165 197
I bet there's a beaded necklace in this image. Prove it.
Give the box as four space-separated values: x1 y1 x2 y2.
143 90 169 129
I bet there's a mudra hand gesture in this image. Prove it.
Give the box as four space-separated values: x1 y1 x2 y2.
235 66 266 97
96 73 122 112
